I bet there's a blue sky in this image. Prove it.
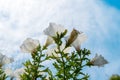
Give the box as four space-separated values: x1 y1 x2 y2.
0 0 120 80
103 0 120 9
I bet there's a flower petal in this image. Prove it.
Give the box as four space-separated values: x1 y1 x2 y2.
20 38 40 53
44 36 54 48
46 44 71 57
91 54 108 67
0 53 14 66
65 29 87 50
66 29 80 47
43 23 66 36
72 33 87 51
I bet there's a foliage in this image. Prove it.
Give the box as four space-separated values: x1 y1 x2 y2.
19 30 93 80
0 23 108 80
20 45 48 80
110 74 120 80
47 30 91 80
0 68 7 80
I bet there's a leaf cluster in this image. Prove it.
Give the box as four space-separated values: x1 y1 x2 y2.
0 68 7 80
47 31 91 80
20 45 48 80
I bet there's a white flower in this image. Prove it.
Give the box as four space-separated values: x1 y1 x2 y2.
72 32 87 51
66 29 87 51
44 36 54 48
43 23 66 37
5 68 24 80
20 38 40 53
46 47 59 57
90 54 108 67
0 53 14 66
46 44 71 57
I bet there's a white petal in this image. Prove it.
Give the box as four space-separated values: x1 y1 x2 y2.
46 44 71 57
20 44 29 53
44 23 66 36
91 54 108 67
60 44 71 53
2 57 14 64
44 36 54 47
20 38 40 53
72 33 87 50
0 53 14 65
46 47 59 57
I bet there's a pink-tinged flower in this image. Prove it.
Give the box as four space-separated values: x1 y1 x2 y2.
20 38 40 53
0 53 14 67
44 36 54 48
66 29 87 51
90 54 108 67
5 68 24 80
43 23 66 37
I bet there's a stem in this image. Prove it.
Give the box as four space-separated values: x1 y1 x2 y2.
72 51 84 79
58 46 66 80
32 49 43 80
61 55 65 80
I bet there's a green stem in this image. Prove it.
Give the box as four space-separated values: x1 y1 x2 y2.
72 51 84 79
58 46 66 80
32 49 43 80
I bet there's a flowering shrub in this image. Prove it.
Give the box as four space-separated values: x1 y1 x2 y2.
0 23 108 80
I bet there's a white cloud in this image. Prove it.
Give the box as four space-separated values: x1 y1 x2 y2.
0 0 120 80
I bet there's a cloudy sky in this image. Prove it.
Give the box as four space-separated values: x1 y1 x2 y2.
0 0 120 80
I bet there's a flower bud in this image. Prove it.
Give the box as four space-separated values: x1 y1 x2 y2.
66 29 87 51
66 29 80 47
